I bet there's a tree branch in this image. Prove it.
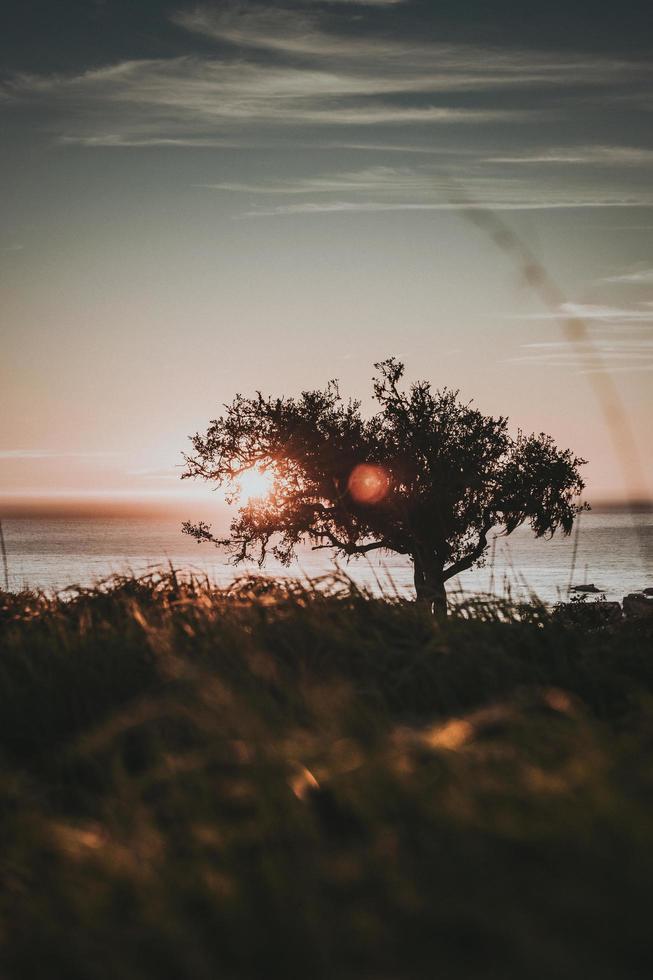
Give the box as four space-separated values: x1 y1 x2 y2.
311 531 391 556
442 522 494 581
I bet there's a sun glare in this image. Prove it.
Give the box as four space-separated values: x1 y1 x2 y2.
237 466 274 504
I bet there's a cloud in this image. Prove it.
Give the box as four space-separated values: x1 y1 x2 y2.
8 55 532 138
171 3 646 87
306 0 407 4
504 303 653 373
0 450 121 460
1 243 24 253
126 467 180 480
6 0 651 148
601 266 653 284
485 146 653 166
240 199 653 217
204 165 473 195
507 336 653 373
58 134 248 148
58 135 470 152
201 163 653 213
510 302 653 323
313 141 473 155
6 0 652 224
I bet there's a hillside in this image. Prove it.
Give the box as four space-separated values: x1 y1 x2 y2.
1 572 652 980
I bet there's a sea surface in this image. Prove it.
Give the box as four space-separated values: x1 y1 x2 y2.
1 511 651 604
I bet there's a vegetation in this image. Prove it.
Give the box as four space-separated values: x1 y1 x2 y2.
1 571 652 980
183 359 587 616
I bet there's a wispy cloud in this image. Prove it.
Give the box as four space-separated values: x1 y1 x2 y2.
505 302 653 373
510 302 653 323
507 336 653 373
58 134 475 153
204 165 454 195
8 55 532 138
304 0 407 5
5 0 652 225
172 3 646 87
125 467 180 481
6 1 651 147
241 199 653 217
0 450 121 460
201 163 653 213
485 146 653 166
58 134 249 148
601 265 653 284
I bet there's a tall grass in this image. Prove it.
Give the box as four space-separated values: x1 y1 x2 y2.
1 571 652 979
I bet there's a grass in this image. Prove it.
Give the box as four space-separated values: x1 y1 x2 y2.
1 570 652 979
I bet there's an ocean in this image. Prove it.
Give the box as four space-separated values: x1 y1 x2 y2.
1 509 651 604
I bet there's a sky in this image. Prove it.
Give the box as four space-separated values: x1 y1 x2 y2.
1 0 652 513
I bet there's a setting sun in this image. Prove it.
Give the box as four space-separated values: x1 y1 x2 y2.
237 465 274 504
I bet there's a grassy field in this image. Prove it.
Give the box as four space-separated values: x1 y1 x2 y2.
1 571 652 979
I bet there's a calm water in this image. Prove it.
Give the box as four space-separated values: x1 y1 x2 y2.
1 511 651 603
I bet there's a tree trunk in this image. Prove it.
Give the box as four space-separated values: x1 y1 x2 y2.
413 555 447 619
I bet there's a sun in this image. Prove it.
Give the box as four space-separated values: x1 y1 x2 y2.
237 465 274 504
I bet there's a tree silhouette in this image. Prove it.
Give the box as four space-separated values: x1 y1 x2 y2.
182 359 588 616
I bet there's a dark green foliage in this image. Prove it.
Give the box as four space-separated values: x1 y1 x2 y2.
1 572 652 979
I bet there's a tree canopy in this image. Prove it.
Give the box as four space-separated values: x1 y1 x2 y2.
182 359 588 614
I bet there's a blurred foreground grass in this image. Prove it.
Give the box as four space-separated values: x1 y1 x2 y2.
1 571 652 980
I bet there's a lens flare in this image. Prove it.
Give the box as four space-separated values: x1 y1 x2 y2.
348 463 389 505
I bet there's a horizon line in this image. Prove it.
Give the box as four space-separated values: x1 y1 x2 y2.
0 490 650 520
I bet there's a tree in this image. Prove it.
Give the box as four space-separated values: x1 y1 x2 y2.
182 359 588 616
